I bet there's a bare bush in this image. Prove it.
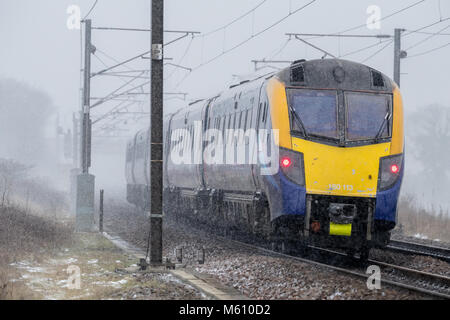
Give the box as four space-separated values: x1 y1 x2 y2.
0 159 30 207
397 194 450 242
0 206 73 299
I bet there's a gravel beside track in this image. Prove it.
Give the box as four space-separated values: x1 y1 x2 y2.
104 199 447 300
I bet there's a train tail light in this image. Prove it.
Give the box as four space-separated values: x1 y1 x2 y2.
378 154 403 191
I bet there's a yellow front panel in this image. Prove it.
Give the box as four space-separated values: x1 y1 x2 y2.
292 138 391 197
390 85 404 155
266 78 292 149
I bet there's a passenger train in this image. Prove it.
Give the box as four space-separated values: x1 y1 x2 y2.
125 59 404 260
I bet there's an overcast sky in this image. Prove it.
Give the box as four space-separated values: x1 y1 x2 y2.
1 0 449 131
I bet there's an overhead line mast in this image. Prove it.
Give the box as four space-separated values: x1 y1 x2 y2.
149 0 164 266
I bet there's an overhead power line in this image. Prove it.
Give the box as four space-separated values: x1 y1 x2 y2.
339 39 392 58
407 41 450 58
91 50 150 77
404 17 450 36
265 38 292 60
405 23 450 50
83 0 99 20
337 0 427 34
174 0 317 89
293 36 337 58
202 0 268 37
165 36 195 81
282 1 428 61
361 40 394 63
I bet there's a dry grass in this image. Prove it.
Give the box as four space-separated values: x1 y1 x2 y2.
0 206 73 299
397 195 450 242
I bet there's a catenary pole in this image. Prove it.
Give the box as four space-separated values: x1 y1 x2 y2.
149 0 164 265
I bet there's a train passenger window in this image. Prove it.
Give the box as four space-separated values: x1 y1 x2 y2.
238 112 243 129
243 110 249 131
222 117 226 135
247 109 253 129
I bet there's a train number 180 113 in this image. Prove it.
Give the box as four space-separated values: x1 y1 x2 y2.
328 184 354 191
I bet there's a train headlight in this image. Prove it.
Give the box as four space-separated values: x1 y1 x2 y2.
378 154 403 191
279 148 305 186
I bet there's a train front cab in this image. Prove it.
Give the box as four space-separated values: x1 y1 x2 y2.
264 63 404 254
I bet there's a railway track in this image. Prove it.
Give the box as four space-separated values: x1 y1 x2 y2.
104 202 449 299
219 236 450 300
387 239 450 263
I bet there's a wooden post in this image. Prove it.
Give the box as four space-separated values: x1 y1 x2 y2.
99 189 104 233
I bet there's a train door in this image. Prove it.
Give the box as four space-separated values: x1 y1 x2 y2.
252 82 267 190
198 100 211 188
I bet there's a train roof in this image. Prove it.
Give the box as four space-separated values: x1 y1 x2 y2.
276 58 394 92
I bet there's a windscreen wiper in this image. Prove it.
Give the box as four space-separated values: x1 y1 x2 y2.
290 107 308 137
374 112 391 141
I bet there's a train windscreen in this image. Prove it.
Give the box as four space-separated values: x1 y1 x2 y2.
287 89 338 139
345 92 391 141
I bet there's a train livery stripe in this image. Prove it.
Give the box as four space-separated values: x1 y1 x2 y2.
391 85 404 155
266 77 292 149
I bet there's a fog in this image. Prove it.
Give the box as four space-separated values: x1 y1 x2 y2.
0 0 449 212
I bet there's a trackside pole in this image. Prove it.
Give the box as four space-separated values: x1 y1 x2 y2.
149 0 164 266
76 19 95 232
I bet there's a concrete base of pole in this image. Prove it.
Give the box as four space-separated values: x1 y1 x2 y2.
75 173 95 232
70 168 81 216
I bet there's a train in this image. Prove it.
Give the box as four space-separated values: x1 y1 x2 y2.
125 58 404 260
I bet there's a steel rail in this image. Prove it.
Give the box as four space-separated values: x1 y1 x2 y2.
387 239 450 263
220 237 450 299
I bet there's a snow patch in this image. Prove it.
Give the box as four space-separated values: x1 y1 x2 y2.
329 291 343 300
